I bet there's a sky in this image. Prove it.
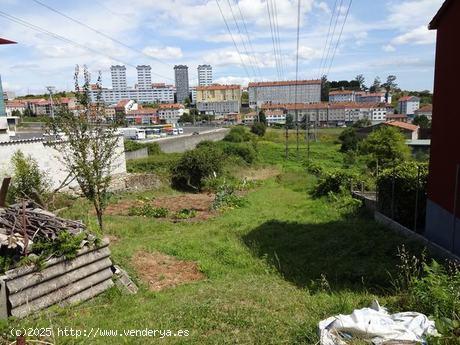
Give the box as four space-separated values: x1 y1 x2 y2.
0 0 443 96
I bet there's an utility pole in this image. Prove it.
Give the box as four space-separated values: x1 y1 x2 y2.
46 86 55 118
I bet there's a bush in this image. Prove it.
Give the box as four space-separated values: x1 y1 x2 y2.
377 162 428 230
171 146 224 191
224 126 252 143
174 208 197 219
127 153 180 176
250 122 266 137
7 150 50 204
128 204 169 218
222 142 257 164
212 183 247 210
313 169 357 197
124 140 161 155
338 127 360 152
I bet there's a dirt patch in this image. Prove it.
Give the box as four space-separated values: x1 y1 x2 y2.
132 251 205 291
105 193 215 221
235 167 280 181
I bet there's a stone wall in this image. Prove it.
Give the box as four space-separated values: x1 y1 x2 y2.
155 128 229 153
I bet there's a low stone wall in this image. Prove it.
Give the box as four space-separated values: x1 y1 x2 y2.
155 129 230 153
0 239 113 319
125 147 148 160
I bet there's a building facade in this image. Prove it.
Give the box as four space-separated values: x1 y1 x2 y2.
196 84 241 115
174 65 190 103
157 103 185 124
248 80 321 109
197 65 212 86
398 96 420 115
136 65 152 90
329 90 356 103
425 0 460 255
414 104 433 120
110 65 127 90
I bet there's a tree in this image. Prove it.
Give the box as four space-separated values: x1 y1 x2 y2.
359 126 411 169
412 115 431 129
382 75 397 92
179 113 194 123
352 118 372 128
338 128 360 152
285 113 294 129
46 65 120 231
321 75 330 101
355 74 366 90
370 77 381 93
241 91 249 105
257 110 267 125
11 109 21 117
183 97 191 108
251 122 266 137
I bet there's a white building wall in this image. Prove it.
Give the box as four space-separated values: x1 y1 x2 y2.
0 137 127 190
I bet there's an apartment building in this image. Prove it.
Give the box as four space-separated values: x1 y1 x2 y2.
157 103 185 124
5 100 26 116
262 102 391 125
111 65 127 90
136 65 152 90
196 84 241 115
398 96 420 115
329 90 391 104
248 80 321 109
414 104 432 119
174 65 190 103
329 90 356 103
125 107 158 125
197 65 212 86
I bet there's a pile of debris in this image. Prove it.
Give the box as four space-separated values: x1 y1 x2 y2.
0 200 86 253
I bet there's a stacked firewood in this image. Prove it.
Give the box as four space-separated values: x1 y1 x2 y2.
0 200 86 251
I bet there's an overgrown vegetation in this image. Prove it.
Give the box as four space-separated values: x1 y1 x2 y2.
128 204 169 218
7 150 50 205
124 140 161 155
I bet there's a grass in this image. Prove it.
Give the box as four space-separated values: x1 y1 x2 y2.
1 127 428 344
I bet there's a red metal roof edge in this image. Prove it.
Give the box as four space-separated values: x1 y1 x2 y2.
429 0 453 30
0 38 17 45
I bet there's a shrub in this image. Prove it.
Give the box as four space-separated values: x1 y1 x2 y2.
338 127 360 152
212 183 247 210
171 146 224 191
250 122 266 137
305 161 325 176
128 204 169 218
224 126 252 143
377 162 428 230
124 140 161 155
195 140 216 149
7 150 50 204
174 208 197 219
222 142 257 164
127 154 180 176
313 169 356 197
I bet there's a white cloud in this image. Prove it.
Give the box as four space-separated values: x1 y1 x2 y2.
386 0 443 29
382 44 396 52
214 76 251 85
142 46 183 60
392 26 436 45
298 46 321 60
314 2 331 14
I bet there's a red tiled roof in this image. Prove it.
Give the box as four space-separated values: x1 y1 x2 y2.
415 104 433 113
196 84 241 91
398 96 419 102
116 99 131 107
359 92 385 97
329 90 354 95
248 80 321 87
385 121 419 132
127 107 158 115
158 103 184 110
5 101 26 107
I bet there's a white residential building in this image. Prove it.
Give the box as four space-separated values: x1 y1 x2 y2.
157 104 185 124
398 96 420 116
111 65 127 90
248 80 321 109
197 65 212 86
136 65 152 90
329 90 356 103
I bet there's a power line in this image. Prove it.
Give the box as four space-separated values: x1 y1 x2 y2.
215 0 251 79
31 0 171 68
317 0 338 79
271 0 285 80
0 10 174 81
225 0 258 78
295 0 301 156
236 2 262 79
266 0 281 80
320 0 343 77
325 0 353 77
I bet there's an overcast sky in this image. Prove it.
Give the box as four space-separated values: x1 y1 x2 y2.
0 0 443 95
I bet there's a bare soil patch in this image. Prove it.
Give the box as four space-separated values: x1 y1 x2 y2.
132 251 205 291
105 193 215 220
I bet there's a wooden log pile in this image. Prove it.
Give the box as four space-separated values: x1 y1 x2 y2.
0 200 86 251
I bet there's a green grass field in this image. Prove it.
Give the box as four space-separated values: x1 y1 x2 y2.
2 128 426 344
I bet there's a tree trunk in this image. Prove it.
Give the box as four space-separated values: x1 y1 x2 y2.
95 206 103 231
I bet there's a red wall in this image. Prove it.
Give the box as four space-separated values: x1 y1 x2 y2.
428 0 460 216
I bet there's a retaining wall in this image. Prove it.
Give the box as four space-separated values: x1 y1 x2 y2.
155 129 230 153
125 147 148 160
0 240 113 319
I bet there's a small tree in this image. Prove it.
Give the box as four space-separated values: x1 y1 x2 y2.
359 126 411 169
250 122 266 137
46 65 120 231
370 77 381 93
7 150 50 204
285 113 294 129
352 118 372 128
257 110 267 125
355 74 366 91
412 115 431 129
338 127 360 152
